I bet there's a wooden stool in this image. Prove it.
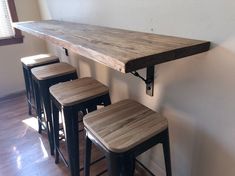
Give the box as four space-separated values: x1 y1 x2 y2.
21 54 59 115
31 62 77 155
83 99 172 176
49 77 111 176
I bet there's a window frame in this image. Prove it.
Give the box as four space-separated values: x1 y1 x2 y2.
0 0 23 46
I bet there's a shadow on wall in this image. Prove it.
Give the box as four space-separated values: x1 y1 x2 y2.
65 50 133 102
191 126 235 176
69 51 96 78
160 44 235 176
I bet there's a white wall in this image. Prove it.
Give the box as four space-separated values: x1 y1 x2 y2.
0 0 47 97
38 0 235 176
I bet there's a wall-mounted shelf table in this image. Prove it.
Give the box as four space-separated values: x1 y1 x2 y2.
14 20 210 96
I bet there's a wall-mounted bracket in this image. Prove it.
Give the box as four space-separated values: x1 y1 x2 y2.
131 66 155 96
63 47 69 56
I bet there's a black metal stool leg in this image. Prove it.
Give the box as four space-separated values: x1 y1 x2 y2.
40 82 54 156
51 99 60 163
28 69 36 113
84 132 92 176
131 159 136 175
162 130 172 176
103 93 111 106
22 66 32 115
33 79 42 133
63 108 80 176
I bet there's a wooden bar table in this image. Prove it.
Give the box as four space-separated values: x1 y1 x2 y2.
14 20 210 176
14 20 210 96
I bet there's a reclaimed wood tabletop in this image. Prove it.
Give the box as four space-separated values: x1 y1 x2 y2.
14 20 210 73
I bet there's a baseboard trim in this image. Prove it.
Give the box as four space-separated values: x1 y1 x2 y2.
0 90 26 102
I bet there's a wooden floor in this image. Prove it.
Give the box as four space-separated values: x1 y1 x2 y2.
0 93 151 176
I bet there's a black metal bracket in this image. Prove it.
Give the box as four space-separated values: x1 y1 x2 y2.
63 47 69 56
131 66 155 96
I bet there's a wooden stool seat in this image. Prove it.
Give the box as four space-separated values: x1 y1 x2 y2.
50 77 111 176
50 77 109 106
84 99 168 153
31 62 77 155
83 99 172 176
21 54 60 115
31 62 76 80
21 54 59 67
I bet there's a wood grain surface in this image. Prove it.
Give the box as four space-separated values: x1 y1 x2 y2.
50 77 109 106
84 99 168 153
21 54 59 67
31 62 76 80
0 93 153 176
14 20 210 73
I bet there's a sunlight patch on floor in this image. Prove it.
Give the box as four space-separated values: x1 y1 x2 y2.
39 137 48 159
22 117 38 131
17 155 22 169
12 146 22 170
34 138 49 163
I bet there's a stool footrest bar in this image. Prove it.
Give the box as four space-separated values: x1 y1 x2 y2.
135 159 155 176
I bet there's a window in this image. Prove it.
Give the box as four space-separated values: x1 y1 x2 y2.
0 0 23 46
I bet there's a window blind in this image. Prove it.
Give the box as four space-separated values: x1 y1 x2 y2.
0 0 14 39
